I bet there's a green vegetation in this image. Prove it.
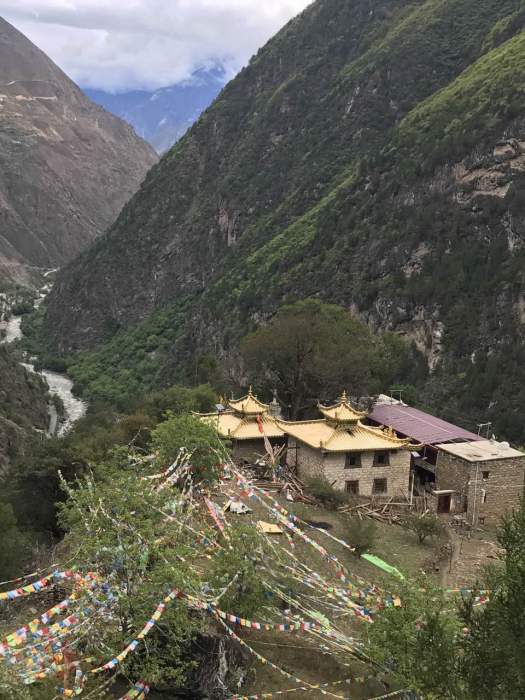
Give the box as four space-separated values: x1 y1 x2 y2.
369 575 462 699
210 526 268 618
58 458 206 688
369 500 525 699
3 384 216 552
304 476 349 510
0 345 49 473
39 0 525 442
151 412 228 484
346 517 377 557
461 504 525 698
240 299 417 418
0 502 29 578
406 513 445 544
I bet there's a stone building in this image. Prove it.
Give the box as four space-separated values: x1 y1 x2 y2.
432 440 525 525
283 393 413 498
368 396 525 523
198 389 286 463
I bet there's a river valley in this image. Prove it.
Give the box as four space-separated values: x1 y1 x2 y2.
0 289 87 436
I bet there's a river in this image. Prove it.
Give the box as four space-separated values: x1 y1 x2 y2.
1 303 87 437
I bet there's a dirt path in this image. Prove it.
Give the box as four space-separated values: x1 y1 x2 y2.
442 528 501 588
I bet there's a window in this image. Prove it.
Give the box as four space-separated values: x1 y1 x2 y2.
346 480 359 495
374 451 390 466
345 452 362 468
373 478 388 495
482 471 490 481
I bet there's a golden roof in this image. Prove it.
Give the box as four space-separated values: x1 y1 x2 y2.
199 411 285 441
318 391 367 423
278 419 411 453
228 387 270 416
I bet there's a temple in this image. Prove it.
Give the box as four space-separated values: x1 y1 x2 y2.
282 392 412 497
198 388 286 462
198 390 413 498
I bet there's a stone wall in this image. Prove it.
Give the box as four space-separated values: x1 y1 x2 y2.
290 441 411 498
434 451 470 514
288 440 324 481
466 456 525 525
436 450 525 524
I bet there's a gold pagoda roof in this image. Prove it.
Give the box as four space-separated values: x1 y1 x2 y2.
318 391 367 423
228 387 270 416
277 419 411 453
200 411 285 441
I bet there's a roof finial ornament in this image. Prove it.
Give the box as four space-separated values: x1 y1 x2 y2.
248 385 253 396
341 390 348 403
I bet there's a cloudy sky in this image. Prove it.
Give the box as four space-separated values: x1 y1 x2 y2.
0 0 312 92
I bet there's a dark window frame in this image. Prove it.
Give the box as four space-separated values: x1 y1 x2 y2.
373 451 390 467
372 478 388 495
345 452 362 469
346 480 360 495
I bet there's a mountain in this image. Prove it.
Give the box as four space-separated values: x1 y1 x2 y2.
0 17 158 286
84 67 226 153
44 0 525 442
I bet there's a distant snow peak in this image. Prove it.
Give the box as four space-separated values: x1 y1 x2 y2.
84 65 226 153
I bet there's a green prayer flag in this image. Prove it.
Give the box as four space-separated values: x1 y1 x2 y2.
362 554 405 579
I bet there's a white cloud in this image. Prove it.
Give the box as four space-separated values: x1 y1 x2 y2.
0 0 312 91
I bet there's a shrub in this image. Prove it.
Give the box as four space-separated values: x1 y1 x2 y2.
347 516 376 556
406 513 444 544
305 477 348 510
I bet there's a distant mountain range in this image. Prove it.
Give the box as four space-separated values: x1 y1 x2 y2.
84 67 226 153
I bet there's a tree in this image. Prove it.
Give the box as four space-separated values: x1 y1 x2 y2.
151 413 228 484
406 513 444 544
57 456 206 691
210 526 268 618
367 576 464 699
459 501 525 699
240 299 411 419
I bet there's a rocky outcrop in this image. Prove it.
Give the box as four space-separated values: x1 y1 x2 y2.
0 17 157 278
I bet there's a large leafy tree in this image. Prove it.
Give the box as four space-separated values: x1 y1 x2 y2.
240 299 414 418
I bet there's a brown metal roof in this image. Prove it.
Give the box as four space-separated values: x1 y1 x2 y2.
369 403 481 446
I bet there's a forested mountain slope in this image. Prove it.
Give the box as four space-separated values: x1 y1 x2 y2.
44 0 525 441
0 347 49 473
0 18 157 285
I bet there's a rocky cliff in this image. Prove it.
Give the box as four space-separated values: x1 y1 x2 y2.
0 17 158 285
44 0 525 441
